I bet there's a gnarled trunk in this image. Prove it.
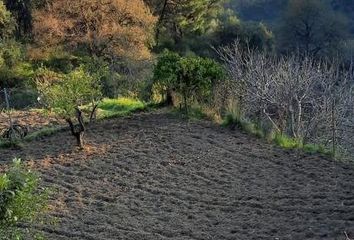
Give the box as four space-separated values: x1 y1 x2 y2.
66 108 85 149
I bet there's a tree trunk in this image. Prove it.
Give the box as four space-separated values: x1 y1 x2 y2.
296 100 302 139
66 108 86 149
183 92 188 115
89 104 98 123
155 0 169 46
75 131 84 149
165 89 173 106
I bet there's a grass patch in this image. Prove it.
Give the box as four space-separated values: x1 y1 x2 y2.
273 133 302 149
222 112 264 138
303 143 333 157
220 110 333 158
0 127 62 149
0 139 23 149
24 126 64 141
170 105 221 123
97 98 146 119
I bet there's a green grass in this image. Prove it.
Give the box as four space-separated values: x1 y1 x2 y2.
25 126 64 141
97 98 147 119
0 139 22 149
303 143 333 157
220 111 334 158
273 133 302 149
222 112 264 138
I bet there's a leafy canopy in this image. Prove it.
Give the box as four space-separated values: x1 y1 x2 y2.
153 50 224 108
35 67 102 118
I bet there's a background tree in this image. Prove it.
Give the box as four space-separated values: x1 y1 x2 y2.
4 0 32 39
0 0 15 40
211 8 274 51
33 0 157 60
147 0 224 53
276 0 349 57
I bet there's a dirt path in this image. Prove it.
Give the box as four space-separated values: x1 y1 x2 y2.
1 110 354 240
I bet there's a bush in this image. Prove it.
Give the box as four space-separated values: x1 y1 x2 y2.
153 50 225 111
0 158 49 239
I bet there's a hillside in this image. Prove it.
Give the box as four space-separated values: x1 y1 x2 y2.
229 0 354 31
1 110 354 239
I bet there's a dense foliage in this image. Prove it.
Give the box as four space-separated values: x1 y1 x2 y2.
277 0 349 57
0 0 14 39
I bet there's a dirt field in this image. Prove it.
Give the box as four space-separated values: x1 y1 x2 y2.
1 109 354 240
0 110 62 133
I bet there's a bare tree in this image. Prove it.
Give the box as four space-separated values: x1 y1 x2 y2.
217 41 354 157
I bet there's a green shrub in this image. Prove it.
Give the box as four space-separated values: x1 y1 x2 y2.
152 50 180 104
0 159 49 239
44 56 77 74
153 50 225 111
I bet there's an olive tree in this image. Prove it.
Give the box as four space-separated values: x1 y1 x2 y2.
35 67 102 148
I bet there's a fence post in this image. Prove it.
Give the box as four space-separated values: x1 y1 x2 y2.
3 88 14 138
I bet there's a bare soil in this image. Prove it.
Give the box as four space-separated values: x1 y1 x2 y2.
0 110 63 133
1 109 354 240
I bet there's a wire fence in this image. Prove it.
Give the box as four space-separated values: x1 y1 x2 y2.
0 88 39 141
0 88 38 111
